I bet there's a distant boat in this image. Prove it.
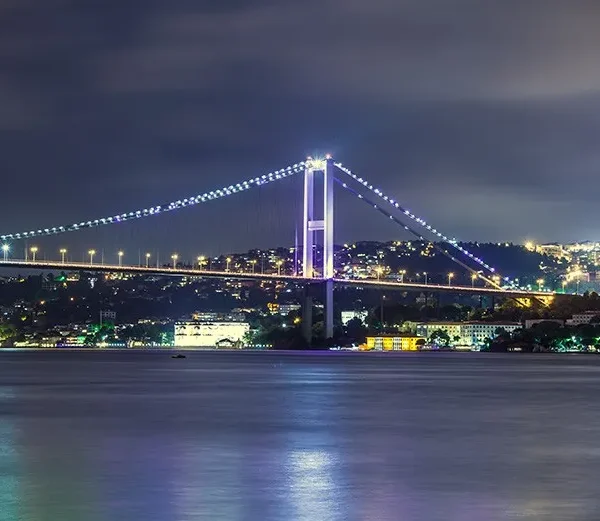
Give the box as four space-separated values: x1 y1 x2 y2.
171 354 186 359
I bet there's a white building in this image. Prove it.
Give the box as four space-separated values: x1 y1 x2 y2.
416 322 520 346
279 304 301 315
341 310 368 325
460 323 520 346
416 322 462 341
174 321 250 348
567 311 600 326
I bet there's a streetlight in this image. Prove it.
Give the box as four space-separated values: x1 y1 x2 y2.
60 248 67 263
30 246 38 262
118 251 124 267
399 269 406 283
226 257 232 272
145 253 151 268
250 259 257 274
197 256 206 270
536 278 544 291
423 272 428 285
375 266 384 281
1 244 9 261
88 249 96 265
171 254 178 269
471 273 477 288
447 272 454 286
276 259 283 276
562 280 567 293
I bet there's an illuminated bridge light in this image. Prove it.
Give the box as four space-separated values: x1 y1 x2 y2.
335 162 519 288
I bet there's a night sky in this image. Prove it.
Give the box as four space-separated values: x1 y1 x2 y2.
1 1 600 259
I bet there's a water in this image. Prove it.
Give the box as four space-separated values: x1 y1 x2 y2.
0 350 599 521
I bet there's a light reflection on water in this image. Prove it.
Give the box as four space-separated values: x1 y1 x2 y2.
0 351 600 520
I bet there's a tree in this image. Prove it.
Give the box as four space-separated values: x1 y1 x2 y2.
345 318 367 344
430 329 450 347
0 324 16 343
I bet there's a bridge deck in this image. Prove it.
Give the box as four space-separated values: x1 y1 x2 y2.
0 259 557 298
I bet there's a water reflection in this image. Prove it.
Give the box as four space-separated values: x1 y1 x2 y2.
0 388 19 521
0 351 600 520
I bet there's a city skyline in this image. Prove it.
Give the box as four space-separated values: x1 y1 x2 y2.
2 1 600 249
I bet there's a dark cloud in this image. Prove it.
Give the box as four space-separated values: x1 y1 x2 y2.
1 0 599 258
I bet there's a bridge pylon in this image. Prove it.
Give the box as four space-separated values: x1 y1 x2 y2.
302 156 334 340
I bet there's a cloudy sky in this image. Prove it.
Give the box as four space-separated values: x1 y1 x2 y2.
1 0 600 257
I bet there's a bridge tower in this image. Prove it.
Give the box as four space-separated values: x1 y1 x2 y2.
302 156 335 340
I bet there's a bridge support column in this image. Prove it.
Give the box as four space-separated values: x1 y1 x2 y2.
324 279 334 340
303 156 335 340
302 288 313 344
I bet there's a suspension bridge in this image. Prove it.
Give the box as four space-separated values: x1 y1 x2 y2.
0 156 557 339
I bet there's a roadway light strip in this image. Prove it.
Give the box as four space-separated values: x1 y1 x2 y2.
334 162 520 289
333 178 504 290
0 162 308 241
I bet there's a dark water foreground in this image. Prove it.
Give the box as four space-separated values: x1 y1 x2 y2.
0 350 599 521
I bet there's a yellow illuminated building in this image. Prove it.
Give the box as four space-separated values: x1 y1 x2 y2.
364 335 424 351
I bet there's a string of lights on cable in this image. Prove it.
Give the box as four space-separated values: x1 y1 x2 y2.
334 162 520 289
0 162 308 242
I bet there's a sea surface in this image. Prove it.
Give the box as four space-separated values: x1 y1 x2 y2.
0 350 599 521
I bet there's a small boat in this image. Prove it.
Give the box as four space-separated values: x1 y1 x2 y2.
171 354 186 359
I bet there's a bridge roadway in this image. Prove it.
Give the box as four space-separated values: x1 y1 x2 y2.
0 259 556 298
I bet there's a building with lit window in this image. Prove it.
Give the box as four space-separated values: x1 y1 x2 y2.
341 310 368 325
567 311 600 326
363 335 424 351
416 322 520 347
174 321 250 348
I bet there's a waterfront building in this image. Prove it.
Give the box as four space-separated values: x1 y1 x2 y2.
174 321 250 347
416 322 520 347
363 335 424 351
